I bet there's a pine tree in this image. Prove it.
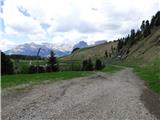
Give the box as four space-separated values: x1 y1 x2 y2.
48 50 59 72
150 15 156 28
105 50 108 58
95 59 103 70
82 58 93 71
1 52 14 75
155 11 160 26
117 40 124 52
140 20 146 32
144 20 151 37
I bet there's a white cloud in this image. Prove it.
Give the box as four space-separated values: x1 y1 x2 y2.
1 0 160 51
0 39 16 51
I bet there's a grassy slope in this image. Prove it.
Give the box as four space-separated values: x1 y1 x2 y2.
119 58 160 94
1 71 92 89
134 58 160 93
61 41 117 61
62 27 160 93
125 27 160 64
117 27 160 93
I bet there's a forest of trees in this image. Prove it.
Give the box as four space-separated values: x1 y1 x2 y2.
7 54 45 60
117 11 160 57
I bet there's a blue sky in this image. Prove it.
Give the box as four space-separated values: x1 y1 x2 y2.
0 0 159 51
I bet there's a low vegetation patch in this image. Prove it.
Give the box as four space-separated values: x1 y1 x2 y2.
116 58 160 94
133 58 160 94
102 65 124 73
1 71 92 89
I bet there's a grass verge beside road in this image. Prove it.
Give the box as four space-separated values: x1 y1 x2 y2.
117 58 160 94
1 71 92 89
102 65 124 73
133 58 160 94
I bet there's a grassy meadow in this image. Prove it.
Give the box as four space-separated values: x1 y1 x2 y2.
116 58 160 94
1 71 93 89
102 65 124 73
133 58 160 94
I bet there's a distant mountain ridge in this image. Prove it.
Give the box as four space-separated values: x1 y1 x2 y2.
5 42 70 57
73 41 88 49
94 40 107 45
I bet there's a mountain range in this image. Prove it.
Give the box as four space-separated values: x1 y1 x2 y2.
5 42 70 57
4 40 108 57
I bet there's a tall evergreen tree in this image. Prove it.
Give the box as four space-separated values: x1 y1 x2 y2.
150 15 156 28
140 20 146 32
95 59 103 70
82 58 93 71
105 50 108 58
144 20 151 37
48 50 59 71
1 52 14 75
155 11 160 26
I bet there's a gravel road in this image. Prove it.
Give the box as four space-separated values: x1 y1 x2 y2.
2 68 160 120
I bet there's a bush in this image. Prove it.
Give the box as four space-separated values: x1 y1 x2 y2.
28 65 37 74
48 50 59 72
95 59 104 70
82 58 94 71
1 52 14 75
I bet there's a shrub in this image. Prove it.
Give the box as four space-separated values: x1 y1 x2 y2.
82 58 94 71
1 52 14 75
95 59 104 70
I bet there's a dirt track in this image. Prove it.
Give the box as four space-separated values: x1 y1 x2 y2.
2 68 160 120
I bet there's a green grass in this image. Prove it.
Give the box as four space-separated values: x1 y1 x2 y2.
1 71 92 89
13 59 48 73
102 65 124 73
116 58 160 94
133 58 160 94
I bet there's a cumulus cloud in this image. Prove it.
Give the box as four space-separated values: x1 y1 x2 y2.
0 39 16 51
1 0 160 51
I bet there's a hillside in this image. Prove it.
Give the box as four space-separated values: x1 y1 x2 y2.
124 27 160 64
62 41 117 61
61 27 160 63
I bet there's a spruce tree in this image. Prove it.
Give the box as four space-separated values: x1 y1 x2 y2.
48 50 59 71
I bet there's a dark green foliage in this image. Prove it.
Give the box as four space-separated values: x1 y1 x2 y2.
135 29 141 40
155 11 160 26
7 54 44 60
28 65 45 73
143 20 151 37
148 11 160 28
82 58 94 71
1 52 14 75
105 50 108 58
140 20 145 32
130 29 136 45
150 15 156 28
28 65 37 74
95 59 104 70
46 65 52 72
72 47 80 53
117 40 124 52
111 46 114 54
48 50 59 72
116 11 160 55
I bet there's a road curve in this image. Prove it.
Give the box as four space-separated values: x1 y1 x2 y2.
2 68 160 120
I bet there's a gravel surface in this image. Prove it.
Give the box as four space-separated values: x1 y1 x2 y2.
2 68 160 120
